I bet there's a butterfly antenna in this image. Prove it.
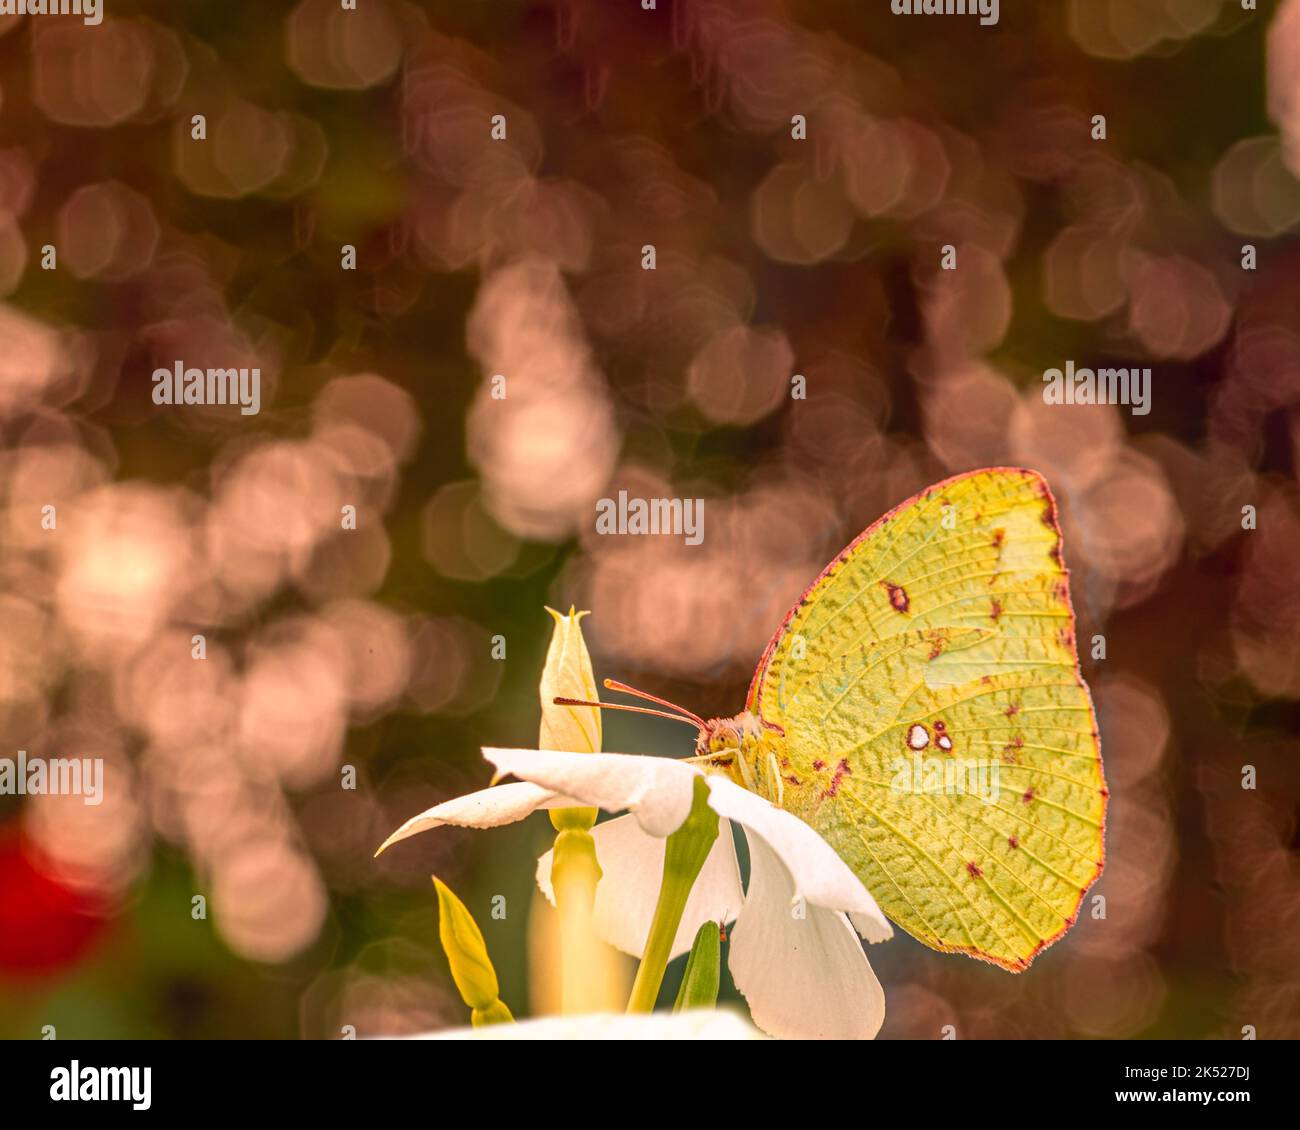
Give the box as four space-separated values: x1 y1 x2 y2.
552 696 704 731
602 679 709 732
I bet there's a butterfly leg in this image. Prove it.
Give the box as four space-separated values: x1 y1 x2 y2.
768 753 785 808
735 751 757 793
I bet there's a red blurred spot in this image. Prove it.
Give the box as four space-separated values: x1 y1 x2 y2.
0 830 111 979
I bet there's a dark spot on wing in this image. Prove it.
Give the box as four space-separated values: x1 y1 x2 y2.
882 582 910 613
1037 484 1058 528
820 758 853 800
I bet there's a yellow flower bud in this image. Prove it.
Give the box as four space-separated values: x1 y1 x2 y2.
433 877 511 1023
535 607 621 1013
540 606 600 831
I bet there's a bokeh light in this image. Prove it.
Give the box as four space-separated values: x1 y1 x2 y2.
0 0 1293 1043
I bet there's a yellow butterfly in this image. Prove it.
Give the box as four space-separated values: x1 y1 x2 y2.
580 468 1107 972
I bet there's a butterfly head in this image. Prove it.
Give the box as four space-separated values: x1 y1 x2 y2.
692 711 785 796
694 713 755 759
553 681 779 795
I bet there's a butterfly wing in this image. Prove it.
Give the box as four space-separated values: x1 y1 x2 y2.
749 467 1105 971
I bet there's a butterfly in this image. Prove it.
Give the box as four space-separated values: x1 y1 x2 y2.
564 468 1106 971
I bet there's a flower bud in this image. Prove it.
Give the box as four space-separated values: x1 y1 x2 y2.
434 877 512 1023
540 606 600 831
673 921 721 1013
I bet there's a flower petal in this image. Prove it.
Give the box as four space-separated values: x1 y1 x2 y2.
848 909 893 945
483 748 702 838
705 775 892 941
537 813 744 960
390 1008 765 1040
375 781 578 855
727 834 886 1040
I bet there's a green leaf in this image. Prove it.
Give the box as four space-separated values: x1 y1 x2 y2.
673 922 721 1013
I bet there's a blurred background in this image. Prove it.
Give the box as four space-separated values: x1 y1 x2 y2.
1 0 1298 1039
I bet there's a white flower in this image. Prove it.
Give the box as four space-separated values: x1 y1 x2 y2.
388 1008 765 1041
378 748 893 1040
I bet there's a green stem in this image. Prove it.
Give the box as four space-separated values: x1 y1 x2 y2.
551 826 603 1014
471 1000 514 1026
627 778 719 1013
